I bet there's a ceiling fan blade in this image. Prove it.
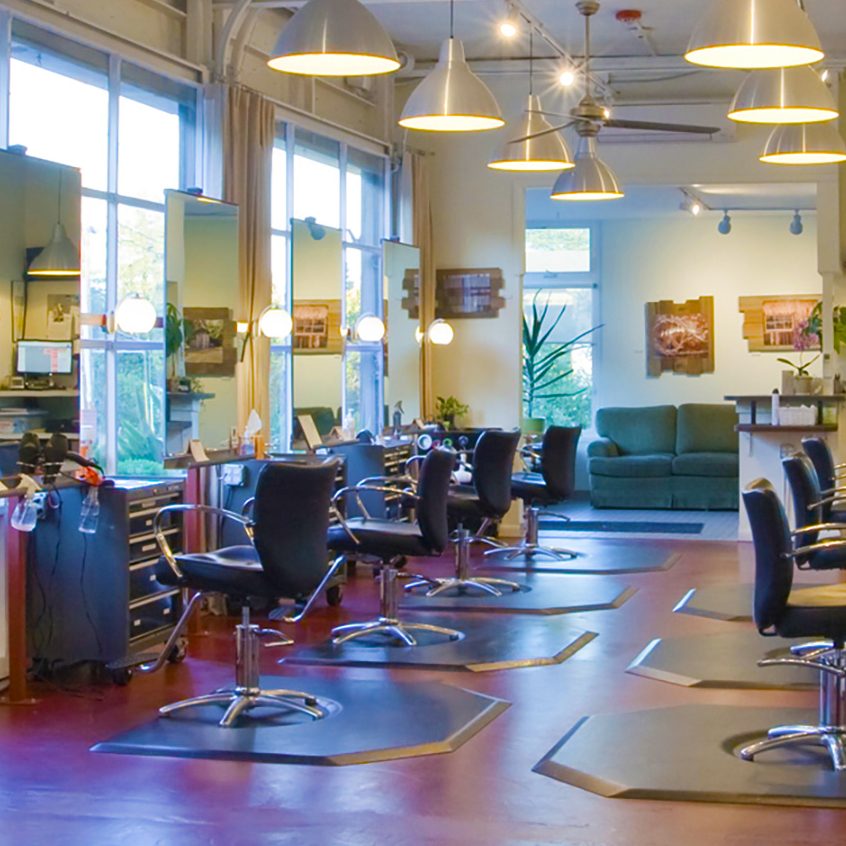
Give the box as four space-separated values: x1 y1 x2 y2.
529 110 575 120
604 119 720 135
509 122 573 144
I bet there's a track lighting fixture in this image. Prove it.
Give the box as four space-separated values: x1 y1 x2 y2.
718 212 731 235
790 211 804 236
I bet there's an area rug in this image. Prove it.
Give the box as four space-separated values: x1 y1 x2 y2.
539 520 704 534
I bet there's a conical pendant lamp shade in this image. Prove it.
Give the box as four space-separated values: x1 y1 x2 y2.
760 122 846 165
729 66 838 124
488 95 573 171
28 222 80 276
399 39 504 132
550 137 623 201
268 0 400 76
686 0 824 69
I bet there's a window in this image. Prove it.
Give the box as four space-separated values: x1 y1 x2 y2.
523 225 600 431
9 25 198 474
270 123 389 449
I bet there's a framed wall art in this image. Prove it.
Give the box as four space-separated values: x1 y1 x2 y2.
183 307 237 376
292 299 344 354
646 296 715 377
738 294 820 352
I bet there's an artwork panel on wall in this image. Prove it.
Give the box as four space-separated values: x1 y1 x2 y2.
646 296 715 377
738 294 821 352
401 268 506 319
183 307 237 376
292 299 344 354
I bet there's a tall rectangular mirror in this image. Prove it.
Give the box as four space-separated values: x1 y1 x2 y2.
0 149 81 473
383 240 421 427
291 218 344 448
164 190 239 456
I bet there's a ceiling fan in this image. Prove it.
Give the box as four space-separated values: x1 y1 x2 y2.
516 0 722 146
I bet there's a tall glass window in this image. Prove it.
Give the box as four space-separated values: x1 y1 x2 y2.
523 225 600 430
9 24 198 474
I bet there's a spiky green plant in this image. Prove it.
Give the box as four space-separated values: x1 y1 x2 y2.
523 291 601 419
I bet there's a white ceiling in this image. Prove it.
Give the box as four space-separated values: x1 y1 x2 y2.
368 0 846 63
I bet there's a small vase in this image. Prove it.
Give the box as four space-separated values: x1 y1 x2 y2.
793 375 813 395
781 370 795 395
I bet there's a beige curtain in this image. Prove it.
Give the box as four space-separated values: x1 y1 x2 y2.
223 86 274 441
411 152 436 419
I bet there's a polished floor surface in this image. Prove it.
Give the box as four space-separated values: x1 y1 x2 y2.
1 536 845 844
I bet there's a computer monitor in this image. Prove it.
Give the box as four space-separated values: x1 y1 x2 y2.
16 340 74 376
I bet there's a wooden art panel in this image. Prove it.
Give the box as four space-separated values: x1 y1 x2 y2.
738 294 820 352
646 296 715 377
401 268 506 319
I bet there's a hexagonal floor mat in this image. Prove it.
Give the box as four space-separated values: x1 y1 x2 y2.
627 630 818 689
534 704 846 808
399 572 636 615
92 676 509 765
674 583 818 622
286 613 596 672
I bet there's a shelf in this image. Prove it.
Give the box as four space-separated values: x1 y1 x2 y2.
0 390 79 397
735 424 837 433
727 395 846 404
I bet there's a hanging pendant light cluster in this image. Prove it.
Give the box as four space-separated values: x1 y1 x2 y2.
686 0 844 168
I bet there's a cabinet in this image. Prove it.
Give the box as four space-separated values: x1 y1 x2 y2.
329 441 414 518
28 479 184 668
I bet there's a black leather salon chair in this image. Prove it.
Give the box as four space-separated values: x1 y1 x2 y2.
407 428 523 597
740 478 846 771
802 437 846 523
782 453 846 571
487 425 581 562
151 459 345 727
327 447 462 646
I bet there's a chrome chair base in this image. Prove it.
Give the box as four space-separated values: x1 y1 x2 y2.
332 565 463 646
484 505 579 562
406 525 521 597
159 606 324 729
740 646 846 771
332 616 462 647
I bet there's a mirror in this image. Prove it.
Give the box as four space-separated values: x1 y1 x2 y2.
383 240 421 427
164 191 239 456
291 218 344 448
0 149 81 473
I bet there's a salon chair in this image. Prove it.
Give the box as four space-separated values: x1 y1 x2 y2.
327 447 462 646
487 426 581 562
782 453 846 571
802 437 846 523
406 428 523 597
740 478 846 771
151 459 345 727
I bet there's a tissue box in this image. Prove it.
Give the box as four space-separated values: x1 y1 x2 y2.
779 405 817 426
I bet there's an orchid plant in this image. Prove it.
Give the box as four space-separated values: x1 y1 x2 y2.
776 320 820 376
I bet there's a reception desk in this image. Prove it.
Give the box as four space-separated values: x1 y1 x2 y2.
727 394 846 540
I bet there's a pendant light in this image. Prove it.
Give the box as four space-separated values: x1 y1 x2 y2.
28 169 80 277
399 0 504 132
550 134 623 200
355 313 385 342
258 306 293 339
685 0 824 69
115 294 157 334
760 122 846 165
488 33 574 171
728 66 838 124
267 0 400 77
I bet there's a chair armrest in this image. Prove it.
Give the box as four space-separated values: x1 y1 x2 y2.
792 523 846 536
153 504 254 578
241 497 255 518
786 538 846 559
587 438 619 458
810 496 846 509
822 486 846 496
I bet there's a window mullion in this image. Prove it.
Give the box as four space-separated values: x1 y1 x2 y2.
0 9 11 149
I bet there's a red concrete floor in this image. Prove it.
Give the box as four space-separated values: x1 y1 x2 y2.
1 540 845 845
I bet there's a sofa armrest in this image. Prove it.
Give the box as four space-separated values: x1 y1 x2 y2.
588 438 620 458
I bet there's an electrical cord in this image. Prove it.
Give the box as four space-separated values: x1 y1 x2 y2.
79 534 104 660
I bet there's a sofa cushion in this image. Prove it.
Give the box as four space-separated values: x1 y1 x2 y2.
672 452 739 478
589 454 674 478
595 406 677 455
676 404 738 455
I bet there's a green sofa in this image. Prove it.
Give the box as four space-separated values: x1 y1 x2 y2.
587 404 739 510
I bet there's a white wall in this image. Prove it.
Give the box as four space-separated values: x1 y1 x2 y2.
596 214 821 410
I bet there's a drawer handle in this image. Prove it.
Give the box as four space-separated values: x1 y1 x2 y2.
149 574 156 582
141 543 156 553
133 619 141 627
163 608 171 616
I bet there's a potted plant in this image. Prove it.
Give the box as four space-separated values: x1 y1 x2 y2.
435 396 469 430
777 351 819 395
165 302 185 391
522 290 601 433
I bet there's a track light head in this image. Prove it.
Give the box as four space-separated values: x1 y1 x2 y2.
718 211 732 235
790 210 804 235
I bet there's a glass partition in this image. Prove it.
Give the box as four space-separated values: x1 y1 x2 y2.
383 241 421 427
164 190 239 456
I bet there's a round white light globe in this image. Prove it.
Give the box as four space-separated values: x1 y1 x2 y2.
258 306 293 339
499 20 517 37
559 70 576 87
115 295 157 334
414 326 424 345
355 314 385 342
428 319 454 346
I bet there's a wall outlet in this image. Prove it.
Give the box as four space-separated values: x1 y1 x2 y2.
221 464 246 486
779 444 795 459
